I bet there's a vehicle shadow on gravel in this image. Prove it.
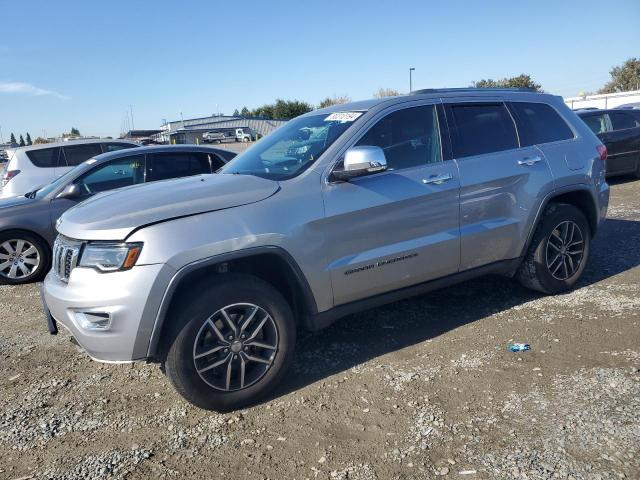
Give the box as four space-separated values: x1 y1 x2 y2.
268 217 640 401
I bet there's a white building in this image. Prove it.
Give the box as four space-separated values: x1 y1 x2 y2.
564 89 640 110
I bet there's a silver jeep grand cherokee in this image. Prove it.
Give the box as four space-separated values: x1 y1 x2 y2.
42 89 609 411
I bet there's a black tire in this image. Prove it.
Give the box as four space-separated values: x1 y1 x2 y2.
516 203 591 294
163 274 296 411
0 230 50 285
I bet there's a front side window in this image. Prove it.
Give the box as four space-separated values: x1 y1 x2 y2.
608 112 638 130
222 112 363 179
74 155 145 194
581 114 608 134
356 105 442 170
26 147 61 168
449 103 518 158
63 143 103 166
511 102 574 145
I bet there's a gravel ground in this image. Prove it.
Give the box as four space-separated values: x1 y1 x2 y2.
0 178 638 480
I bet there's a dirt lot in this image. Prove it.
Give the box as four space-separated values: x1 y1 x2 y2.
1 179 638 480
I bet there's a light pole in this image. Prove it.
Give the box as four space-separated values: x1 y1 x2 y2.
409 67 415 93
129 104 135 130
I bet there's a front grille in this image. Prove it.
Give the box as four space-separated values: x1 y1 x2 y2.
52 236 82 282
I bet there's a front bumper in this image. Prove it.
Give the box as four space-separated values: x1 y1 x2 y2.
42 264 164 362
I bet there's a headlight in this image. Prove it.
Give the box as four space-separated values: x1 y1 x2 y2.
79 242 143 272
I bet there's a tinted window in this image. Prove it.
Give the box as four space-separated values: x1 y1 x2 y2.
356 105 442 170
26 147 61 168
581 114 607 134
609 112 638 130
204 153 226 171
511 102 574 145
449 103 518 158
63 143 103 166
75 155 145 194
148 152 211 181
102 142 136 153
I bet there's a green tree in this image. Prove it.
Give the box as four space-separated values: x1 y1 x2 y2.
70 127 80 136
233 109 240 116
25 133 32 145
33 137 48 145
373 88 400 98
598 58 640 94
318 95 351 109
240 106 250 116
18 135 25 147
272 99 313 119
9 133 16 145
250 99 313 120
471 74 542 91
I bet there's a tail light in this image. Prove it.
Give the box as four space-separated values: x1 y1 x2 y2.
596 144 607 161
2 169 20 186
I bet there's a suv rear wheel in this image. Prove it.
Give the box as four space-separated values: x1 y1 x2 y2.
0 231 49 285
517 203 591 294
164 274 296 411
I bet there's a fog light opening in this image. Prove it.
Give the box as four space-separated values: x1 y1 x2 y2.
75 311 112 331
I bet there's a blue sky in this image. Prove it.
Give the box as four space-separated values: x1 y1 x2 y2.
1 0 638 140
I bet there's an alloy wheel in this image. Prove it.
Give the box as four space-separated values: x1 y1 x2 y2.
193 303 279 392
0 239 40 280
545 220 584 281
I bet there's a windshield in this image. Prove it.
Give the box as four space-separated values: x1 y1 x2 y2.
32 159 95 198
221 112 364 180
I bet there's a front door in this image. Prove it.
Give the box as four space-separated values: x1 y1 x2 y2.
321 103 461 306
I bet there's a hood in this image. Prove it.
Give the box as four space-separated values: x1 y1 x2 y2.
57 174 279 240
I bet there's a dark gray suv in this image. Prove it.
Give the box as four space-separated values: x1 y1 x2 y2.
43 89 609 411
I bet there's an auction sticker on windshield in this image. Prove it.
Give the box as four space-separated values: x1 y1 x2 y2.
324 112 363 122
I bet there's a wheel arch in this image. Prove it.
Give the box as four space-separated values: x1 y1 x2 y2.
522 186 599 257
146 246 318 360
0 227 52 249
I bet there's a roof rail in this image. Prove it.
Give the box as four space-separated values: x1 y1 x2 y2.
411 87 538 94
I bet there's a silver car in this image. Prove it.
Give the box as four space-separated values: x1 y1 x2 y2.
42 89 609 411
0 145 234 284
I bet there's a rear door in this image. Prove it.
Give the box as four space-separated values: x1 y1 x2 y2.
322 102 461 306
604 111 640 174
444 100 554 270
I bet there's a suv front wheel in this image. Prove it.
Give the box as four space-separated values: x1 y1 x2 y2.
164 274 296 411
517 203 591 294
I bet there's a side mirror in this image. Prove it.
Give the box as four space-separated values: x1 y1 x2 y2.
56 183 83 200
331 146 388 181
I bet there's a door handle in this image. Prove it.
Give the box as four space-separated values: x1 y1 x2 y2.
518 156 542 166
422 173 453 185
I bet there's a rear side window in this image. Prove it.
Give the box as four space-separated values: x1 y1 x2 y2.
510 102 574 145
608 112 638 130
102 142 136 153
581 114 607 134
356 105 442 170
449 103 518 158
26 147 62 168
147 152 212 181
63 143 103 166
